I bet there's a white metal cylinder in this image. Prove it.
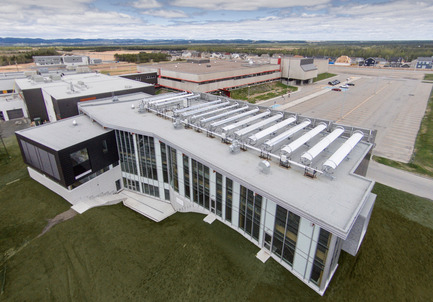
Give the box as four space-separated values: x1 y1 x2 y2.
280 123 327 157
300 127 345 165
323 131 364 171
247 116 296 145
263 119 311 150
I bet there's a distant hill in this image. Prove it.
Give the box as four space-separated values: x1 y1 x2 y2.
0 37 307 46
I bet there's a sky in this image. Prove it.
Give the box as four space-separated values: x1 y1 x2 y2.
1 0 432 41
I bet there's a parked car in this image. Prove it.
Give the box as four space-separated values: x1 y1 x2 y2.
332 88 342 91
347 83 355 86
328 80 341 86
340 85 349 89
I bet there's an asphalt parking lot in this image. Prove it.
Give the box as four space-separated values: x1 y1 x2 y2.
264 67 433 163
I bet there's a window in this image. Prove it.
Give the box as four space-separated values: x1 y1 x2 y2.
70 148 91 179
167 146 178 192
183 154 190 199
239 186 262 240
310 229 331 286
225 178 233 222
102 140 108 154
137 135 157 180
191 159 210 210
215 172 223 217
160 142 169 183
272 205 300 267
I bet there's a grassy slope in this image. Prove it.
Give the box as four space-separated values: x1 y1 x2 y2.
1 181 432 301
424 74 433 81
0 136 69 264
374 85 433 177
313 72 337 83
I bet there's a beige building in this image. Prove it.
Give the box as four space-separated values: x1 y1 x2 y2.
138 57 329 94
138 60 282 93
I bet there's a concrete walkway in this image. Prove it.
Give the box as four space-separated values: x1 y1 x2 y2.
367 161 433 201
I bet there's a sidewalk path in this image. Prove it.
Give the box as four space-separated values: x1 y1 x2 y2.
367 160 433 201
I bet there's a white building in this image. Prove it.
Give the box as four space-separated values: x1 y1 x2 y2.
16 92 376 295
0 93 28 121
14 73 154 122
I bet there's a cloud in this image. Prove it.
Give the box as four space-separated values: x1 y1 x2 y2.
131 0 161 9
170 0 331 11
1 0 433 41
140 9 188 18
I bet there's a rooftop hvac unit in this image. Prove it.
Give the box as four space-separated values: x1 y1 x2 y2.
229 140 241 154
259 160 271 174
138 101 146 113
173 118 183 129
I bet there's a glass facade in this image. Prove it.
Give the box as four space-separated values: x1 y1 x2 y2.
239 186 262 241
272 205 300 266
114 130 335 292
215 172 223 217
160 142 169 183
116 130 137 175
310 229 331 286
225 178 233 223
191 159 210 209
167 145 179 192
137 135 157 180
183 154 190 199
116 130 160 199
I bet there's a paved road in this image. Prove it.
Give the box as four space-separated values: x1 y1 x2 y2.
262 69 432 163
367 160 433 201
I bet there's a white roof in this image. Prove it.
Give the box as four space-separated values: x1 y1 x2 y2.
78 93 375 239
15 73 152 100
16 115 109 151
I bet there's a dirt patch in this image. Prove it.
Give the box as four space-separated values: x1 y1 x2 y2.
38 208 77 237
68 50 146 62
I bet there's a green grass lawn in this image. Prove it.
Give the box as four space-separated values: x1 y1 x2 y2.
313 72 336 83
424 73 433 81
373 86 433 177
1 138 433 301
230 82 298 103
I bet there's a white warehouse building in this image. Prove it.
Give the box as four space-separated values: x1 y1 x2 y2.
16 92 376 295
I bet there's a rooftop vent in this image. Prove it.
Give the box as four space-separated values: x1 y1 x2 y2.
72 120 77 126
229 140 241 154
259 160 271 174
173 118 183 129
138 101 146 113
112 96 119 102
131 104 135 110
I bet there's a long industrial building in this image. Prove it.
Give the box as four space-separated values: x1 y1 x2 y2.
138 57 328 94
16 91 376 295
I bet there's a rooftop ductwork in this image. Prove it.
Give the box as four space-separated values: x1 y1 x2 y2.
200 106 248 126
221 110 271 136
174 99 221 115
280 123 327 158
300 127 345 165
190 103 238 122
209 107 259 130
247 116 297 145
263 119 311 151
322 131 364 172
234 113 283 140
